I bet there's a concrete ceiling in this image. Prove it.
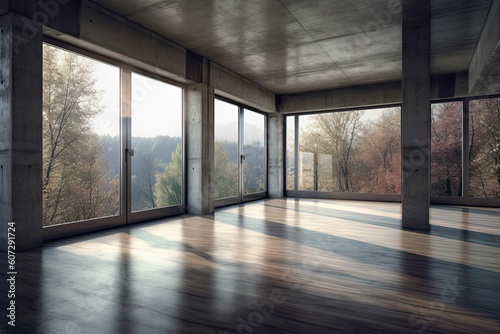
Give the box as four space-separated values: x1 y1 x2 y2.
90 0 492 94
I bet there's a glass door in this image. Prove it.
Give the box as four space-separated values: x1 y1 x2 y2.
214 99 240 203
243 108 266 198
127 72 184 223
214 98 267 207
42 43 186 239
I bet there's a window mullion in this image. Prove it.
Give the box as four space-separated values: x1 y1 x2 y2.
462 98 470 198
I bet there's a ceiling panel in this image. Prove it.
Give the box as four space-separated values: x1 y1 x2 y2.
341 59 402 85
318 26 401 67
259 68 354 95
90 0 492 94
195 22 315 62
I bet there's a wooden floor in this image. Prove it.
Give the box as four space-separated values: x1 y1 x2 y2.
1 199 500 334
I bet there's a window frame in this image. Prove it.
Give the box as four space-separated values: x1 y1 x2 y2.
284 97 500 207
285 104 403 202
214 96 268 208
42 38 187 241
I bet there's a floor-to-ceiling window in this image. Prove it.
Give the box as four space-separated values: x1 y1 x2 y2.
214 98 267 206
285 98 499 205
286 107 401 199
42 42 185 235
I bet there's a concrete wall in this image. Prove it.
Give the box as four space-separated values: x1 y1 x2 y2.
211 63 276 113
267 113 284 198
0 13 43 250
185 83 215 214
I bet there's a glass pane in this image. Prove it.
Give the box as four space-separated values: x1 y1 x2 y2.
431 102 462 196
298 115 315 191
286 116 295 190
243 109 266 195
42 44 120 226
469 98 500 198
298 108 401 193
214 99 239 199
131 73 183 212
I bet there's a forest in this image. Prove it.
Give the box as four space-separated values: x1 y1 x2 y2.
288 100 500 198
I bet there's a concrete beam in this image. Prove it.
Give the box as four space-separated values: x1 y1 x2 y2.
430 72 469 100
469 0 500 96
185 83 214 215
211 63 276 114
401 0 430 230
0 13 43 250
279 72 470 113
279 81 401 113
44 1 188 84
267 113 284 198
0 0 81 37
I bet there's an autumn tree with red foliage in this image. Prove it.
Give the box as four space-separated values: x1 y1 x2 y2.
431 102 463 196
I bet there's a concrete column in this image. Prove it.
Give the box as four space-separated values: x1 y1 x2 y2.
0 13 43 250
267 113 284 198
401 0 431 230
185 83 214 214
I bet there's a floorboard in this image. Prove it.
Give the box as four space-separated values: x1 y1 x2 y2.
1 199 499 334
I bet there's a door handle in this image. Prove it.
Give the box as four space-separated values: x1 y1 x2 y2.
125 148 134 163
240 154 245 163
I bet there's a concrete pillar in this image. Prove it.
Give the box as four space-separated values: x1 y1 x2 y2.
401 0 431 230
0 13 43 250
185 83 214 214
267 113 284 198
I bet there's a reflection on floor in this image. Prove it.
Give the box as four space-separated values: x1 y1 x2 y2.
2 199 500 333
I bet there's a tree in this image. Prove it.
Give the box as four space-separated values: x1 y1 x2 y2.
431 102 462 196
214 141 239 199
300 111 363 192
42 45 118 225
137 155 158 209
61 134 119 222
243 142 265 194
356 108 401 194
154 143 183 206
469 98 500 198
154 140 251 204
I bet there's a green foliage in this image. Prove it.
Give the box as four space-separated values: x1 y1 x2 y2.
154 143 183 206
214 141 239 199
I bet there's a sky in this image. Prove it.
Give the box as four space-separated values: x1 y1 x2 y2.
214 98 266 144
51 43 403 142
90 60 183 138
91 61 263 141
287 106 400 129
